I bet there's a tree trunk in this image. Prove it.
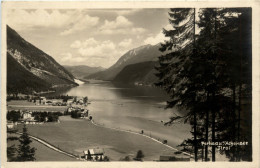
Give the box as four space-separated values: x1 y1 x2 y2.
211 8 217 162
205 92 209 161
212 92 216 162
194 109 198 161
202 146 204 161
236 14 243 162
193 8 198 162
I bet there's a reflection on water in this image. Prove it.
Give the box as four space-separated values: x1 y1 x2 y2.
56 80 191 148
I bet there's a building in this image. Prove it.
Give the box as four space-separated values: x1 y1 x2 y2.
40 97 47 104
22 111 33 120
24 118 37 124
21 111 37 124
83 148 104 161
7 121 14 129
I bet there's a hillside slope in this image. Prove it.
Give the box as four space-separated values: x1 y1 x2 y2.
7 25 78 93
86 44 162 80
7 52 51 93
113 61 158 85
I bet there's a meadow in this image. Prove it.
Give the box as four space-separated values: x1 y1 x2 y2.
17 116 186 161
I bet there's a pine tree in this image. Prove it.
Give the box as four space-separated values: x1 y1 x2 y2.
17 125 36 161
7 145 17 161
196 8 252 161
156 8 200 161
157 7 252 162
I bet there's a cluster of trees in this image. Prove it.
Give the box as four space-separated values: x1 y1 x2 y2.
156 8 252 161
7 95 29 101
7 110 62 122
45 95 74 102
7 125 36 161
7 111 21 122
120 150 145 161
32 112 62 122
70 109 88 119
70 110 82 119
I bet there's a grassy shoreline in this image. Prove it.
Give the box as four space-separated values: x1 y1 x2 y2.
16 116 187 161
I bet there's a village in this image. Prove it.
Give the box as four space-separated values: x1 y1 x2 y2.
7 94 91 126
6 94 116 161
6 94 192 162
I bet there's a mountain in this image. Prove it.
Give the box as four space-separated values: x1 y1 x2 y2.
113 61 158 85
7 52 51 93
7 25 78 94
86 44 162 81
63 65 105 79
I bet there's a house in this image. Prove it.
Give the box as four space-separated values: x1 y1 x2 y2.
22 111 33 120
24 118 37 125
21 111 37 124
40 97 47 104
159 155 190 161
83 148 104 161
7 121 14 129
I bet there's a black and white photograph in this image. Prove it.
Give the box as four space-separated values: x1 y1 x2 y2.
1 1 260 168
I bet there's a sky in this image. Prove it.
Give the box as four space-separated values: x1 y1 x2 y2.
7 9 171 68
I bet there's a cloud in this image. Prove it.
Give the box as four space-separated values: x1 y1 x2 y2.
7 9 99 35
70 38 99 49
70 40 82 49
86 9 142 16
98 16 146 35
67 38 128 67
100 16 132 30
144 31 170 45
118 38 132 48
77 40 116 58
60 14 99 36
60 52 86 64
7 9 71 30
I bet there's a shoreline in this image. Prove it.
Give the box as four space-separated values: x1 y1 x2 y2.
13 116 193 161
89 119 193 158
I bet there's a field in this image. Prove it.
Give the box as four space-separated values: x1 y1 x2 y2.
7 134 76 161
16 116 188 161
7 100 67 112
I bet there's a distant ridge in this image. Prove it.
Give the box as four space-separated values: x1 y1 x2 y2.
86 44 162 81
113 61 158 85
63 65 105 79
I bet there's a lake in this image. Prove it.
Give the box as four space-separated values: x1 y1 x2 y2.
62 80 191 149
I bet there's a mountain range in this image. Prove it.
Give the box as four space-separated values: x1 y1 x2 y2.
7 25 78 94
86 44 163 85
113 61 158 85
7 25 164 93
63 65 105 80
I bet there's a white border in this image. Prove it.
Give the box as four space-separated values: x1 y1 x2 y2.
1 1 260 168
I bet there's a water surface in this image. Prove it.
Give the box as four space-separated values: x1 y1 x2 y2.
63 80 191 148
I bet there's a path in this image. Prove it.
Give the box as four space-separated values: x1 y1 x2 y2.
16 117 193 161
16 132 79 160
